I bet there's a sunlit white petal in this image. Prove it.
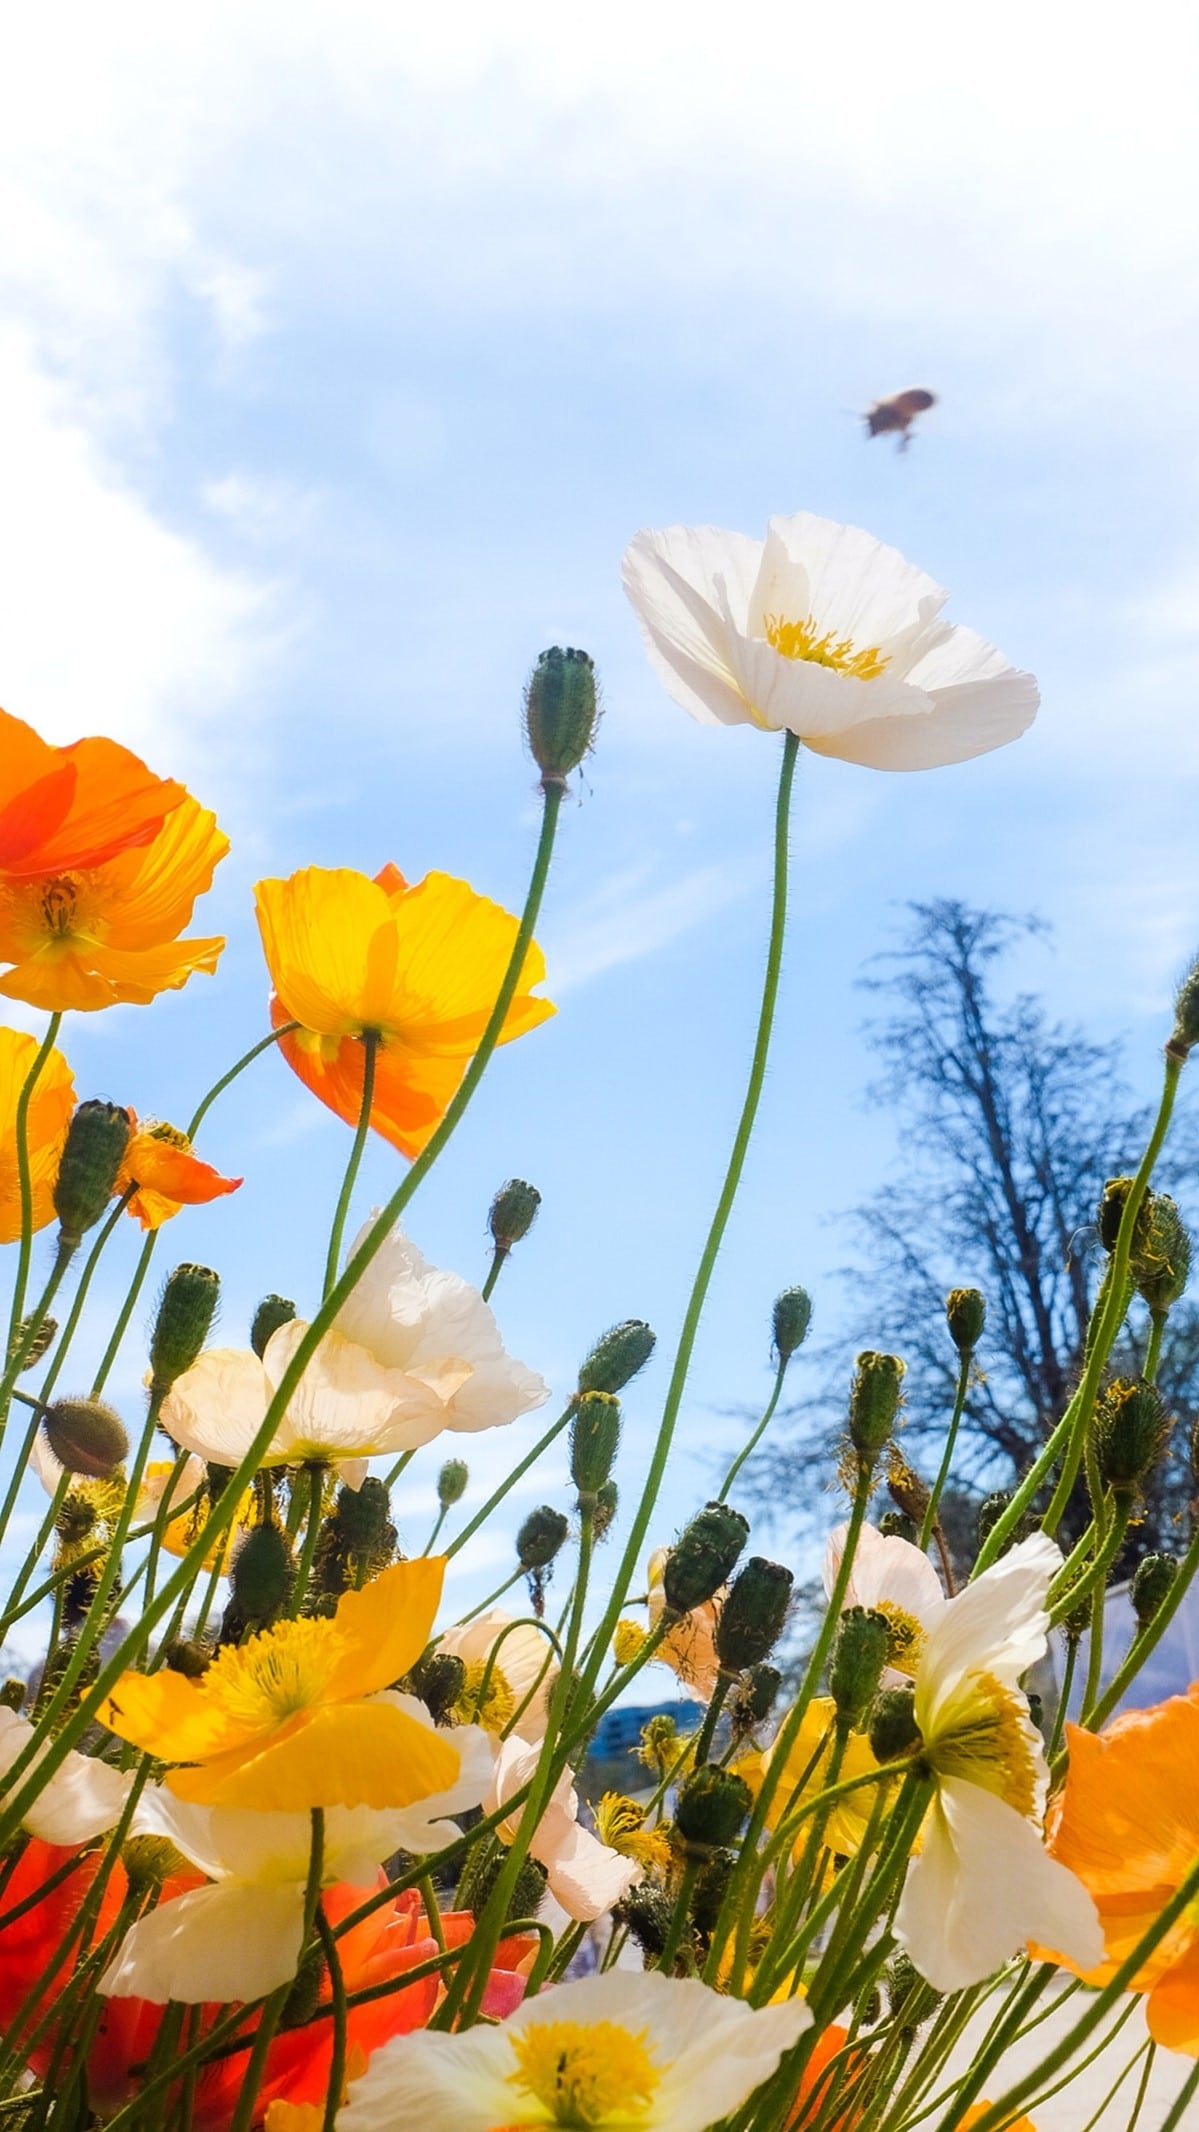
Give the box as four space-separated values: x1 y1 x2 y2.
100 1881 306 2003
0 1707 132 1845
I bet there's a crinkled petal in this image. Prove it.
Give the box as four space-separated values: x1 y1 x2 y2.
159 1347 273 1467
100 1880 306 2003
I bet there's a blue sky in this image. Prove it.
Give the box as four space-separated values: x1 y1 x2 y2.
3 0 1199 1643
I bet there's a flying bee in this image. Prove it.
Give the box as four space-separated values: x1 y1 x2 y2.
865 387 937 451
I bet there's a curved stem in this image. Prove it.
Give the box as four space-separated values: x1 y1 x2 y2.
444 1406 571 1559
719 1355 789 1501
323 1030 378 1298
34 1190 133 1407
919 1345 972 1552
314 1905 348 2132
185 1021 300 1140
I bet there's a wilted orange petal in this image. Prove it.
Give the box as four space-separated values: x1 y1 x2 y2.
117 1126 241 1231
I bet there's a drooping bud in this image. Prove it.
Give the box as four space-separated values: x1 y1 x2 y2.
674 1766 752 1857
405 1649 467 1726
730 1662 782 1735
1134 1195 1192 1317
869 1685 922 1763
662 1502 749 1616
1131 1552 1179 1629
945 1288 985 1356
1170 953 1199 1058
879 1510 918 1544
251 1294 296 1359
229 1522 293 1626
772 1286 813 1364
53 1101 131 1247
848 1352 905 1463
1092 1378 1170 1491
437 1459 469 1510
524 646 599 789
150 1264 220 1395
593 1479 619 1540
570 1391 622 1503
517 1506 569 1572
714 1557 793 1674
488 1179 541 1254
8 1315 57 1371
578 1320 657 1396
829 1607 890 1728
42 1397 128 1479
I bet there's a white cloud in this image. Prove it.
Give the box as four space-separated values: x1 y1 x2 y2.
546 857 763 992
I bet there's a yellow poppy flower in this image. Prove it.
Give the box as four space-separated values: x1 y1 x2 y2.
760 1696 886 1861
98 1557 459 1812
0 1024 75 1243
255 864 554 1157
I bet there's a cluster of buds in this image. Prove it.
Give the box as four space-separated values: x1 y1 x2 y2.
304 1478 398 1615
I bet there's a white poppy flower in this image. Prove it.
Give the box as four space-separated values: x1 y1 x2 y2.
101 1710 491 2004
894 1533 1105 1991
622 513 1038 771
823 1520 946 1680
337 1968 811 2132
0 1706 132 1846
486 1736 638 1922
160 1218 549 1470
436 1609 560 1740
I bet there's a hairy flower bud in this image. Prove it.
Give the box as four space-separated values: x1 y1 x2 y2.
879 1510 918 1544
251 1294 296 1359
150 1264 220 1396
42 1397 128 1479
662 1502 749 1615
578 1320 657 1396
230 1522 293 1624
437 1459 469 1510
460 1837 548 1924
0 1680 26 1713
161 1638 211 1679
848 1352 905 1462
571 1390 622 1503
1171 954 1199 1058
8 1315 57 1371
406 1649 467 1726
714 1557 793 1673
1134 1194 1192 1317
772 1286 813 1364
945 1288 985 1356
614 1883 672 1960
524 645 599 788
1097 1177 1151 1258
593 1478 619 1540
829 1606 891 1728
731 1662 782 1735
1131 1552 1179 1629
690 1849 737 1939
517 1505 569 1571
674 1766 752 1856
53 1100 131 1247
869 1685 922 1764
1092 1378 1170 1490
488 1179 541 1252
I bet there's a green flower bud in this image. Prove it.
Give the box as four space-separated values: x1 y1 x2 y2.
1171 954 1199 1057
1131 1552 1179 1629
772 1286 813 1364
42 1397 128 1479
251 1294 296 1359
593 1479 619 1541
879 1510 918 1544
517 1505 569 1571
662 1502 749 1615
150 1264 220 1395
1134 1195 1192 1316
613 1883 672 1961
230 1522 293 1624
1092 1378 1170 1490
405 1649 467 1725
488 1179 541 1252
335 1476 393 1552
161 1638 211 1679
887 1951 937 2022
53 1100 132 1247
690 1848 736 1939
829 1606 891 1728
577 1320 657 1395
8 1315 57 1371
459 1835 548 1923
437 1459 469 1510
869 1685 922 1763
0 1680 26 1713
122 1835 188 1899
524 645 599 789
732 1662 782 1733
714 1557 793 1673
975 1491 1037 1560
848 1352 905 1462
571 1390 622 1502
674 1766 752 1856
945 1288 985 1355
1097 1177 1151 1257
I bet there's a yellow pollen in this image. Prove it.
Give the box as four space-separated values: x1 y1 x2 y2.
455 1659 516 1734
592 1793 673 1874
146 1119 192 1150
503 2018 661 2128
201 1617 346 1733
928 1669 1039 1817
876 1601 926 1675
764 613 889 681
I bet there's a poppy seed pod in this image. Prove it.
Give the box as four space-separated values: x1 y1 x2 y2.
662 1502 749 1615
517 1505 569 1572
577 1320 657 1395
488 1179 541 1252
614 1883 672 1961
437 1459 469 1510
772 1286 813 1364
714 1557 794 1673
1131 1553 1178 1629
869 1685 922 1764
1171 954 1199 1057
829 1606 891 1728
731 1662 783 1737
570 1390 622 1502
945 1288 985 1356
53 1100 132 1247
675 1766 752 1856
149 1263 220 1395
250 1293 296 1359
1092 1378 1170 1490
334 1476 394 1554
42 1397 129 1479
848 1352 905 1462
230 1522 293 1624
524 646 599 788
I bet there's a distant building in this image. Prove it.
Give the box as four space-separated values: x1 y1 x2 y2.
589 1699 699 1761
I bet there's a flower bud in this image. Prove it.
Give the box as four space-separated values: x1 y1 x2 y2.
829 1606 890 1728
461 1836 548 1923
150 1264 220 1395
1097 1177 1151 1258
0 1680 26 1713
613 1883 672 1960
1092 1378 1170 1490
593 1479 619 1540
406 1649 467 1726
869 1685 922 1763
524 646 599 788
571 1390 622 1502
230 1522 293 1624
662 1502 749 1615
335 1476 393 1555
714 1557 793 1673
1131 1551 1178 1629
879 1510 918 1544
731 1662 782 1734
1134 1194 1191 1317
42 1397 128 1479
488 1179 541 1252
848 1353 905 1462
53 1101 131 1246
162 1638 211 1679
886 1455 928 1528
674 1766 752 1856
251 1294 296 1359
1171 954 1199 1058
578 1320 657 1396
437 1459 469 1510
690 1848 736 1939
517 1505 569 1571
8 1315 57 1371
945 1288 985 1356
772 1286 813 1364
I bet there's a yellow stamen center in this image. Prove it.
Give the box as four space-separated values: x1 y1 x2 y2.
40 876 80 935
764 614 889 681
592 1793 673 1873
875 1601 926 1675
455 1659 516 1734
500 2018 662 2127
201 1617 346 1733
928 1668 1039 1816
147 1119 191 1150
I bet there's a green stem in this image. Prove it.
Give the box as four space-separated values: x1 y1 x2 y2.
443 1406 572 1559
314 1905 348 2132
457 1565 526 1624
1047 1634 1080 1759
719 1355 789 1501
185 1022 300 1140
229 1809 325 2132
0 1241 74 1430
1087 1509 1199 1731
1144 1308 1167 1383
656 1856 701 1973
30 1191 133 1413
1161 2059 1199 2131
89 1231 157 1397
323 1030 378 1298
290 1463 327 1614
481 1248 506 1303
919 1345 972 1551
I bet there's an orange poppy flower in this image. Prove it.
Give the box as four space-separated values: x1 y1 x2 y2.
1035 1687 1199 2054
255 864 554 1157
0 707 184 880
0 1024 75 1243
113 1112 242 1231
